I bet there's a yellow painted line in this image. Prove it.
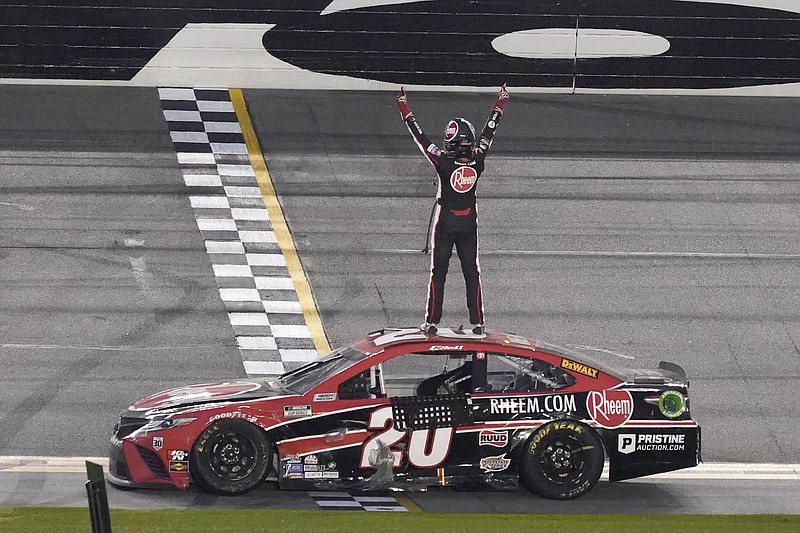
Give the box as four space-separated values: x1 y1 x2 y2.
229 88 331 355
394 494 423 513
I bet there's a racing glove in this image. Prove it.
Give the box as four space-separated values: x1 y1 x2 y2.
396 87 413 120
494 83 509 113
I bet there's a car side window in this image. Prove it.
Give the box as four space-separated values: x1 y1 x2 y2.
485 353 575 392
380 352 472 397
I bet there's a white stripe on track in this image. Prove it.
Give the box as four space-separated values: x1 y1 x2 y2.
1 457 798 479
371 249 800 260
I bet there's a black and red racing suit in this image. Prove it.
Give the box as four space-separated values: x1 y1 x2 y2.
396 86 509 326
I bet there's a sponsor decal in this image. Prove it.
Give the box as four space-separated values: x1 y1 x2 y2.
327 462 337 469
284 405 312 418
426 144 441 156
169 460 189 473
304 471 324 479
450 166 478 193
169 450 189 461
313 393 337 402
476 351 486 360
429 345 463 351
489 394 577 415
304 464 322 472
152 437 163 451
561 358 599 379
303 454 319 465
586 390 634 429
209 411 258 423
487 120 496 129
480 454 511 472
322 471 340 479
444 120 459 141
479 430 509 447
618 433 686 454
288 463 303 473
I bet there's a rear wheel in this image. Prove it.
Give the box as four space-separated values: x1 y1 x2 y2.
191 420 271 495
520 420 604 499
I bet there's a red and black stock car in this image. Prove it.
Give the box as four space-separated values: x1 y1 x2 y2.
108 328 700 499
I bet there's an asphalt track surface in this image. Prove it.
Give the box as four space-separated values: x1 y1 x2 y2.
0 86 799 513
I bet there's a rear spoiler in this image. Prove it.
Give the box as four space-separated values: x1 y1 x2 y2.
658 361 688 386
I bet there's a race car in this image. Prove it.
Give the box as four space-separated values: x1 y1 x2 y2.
108 327 700 500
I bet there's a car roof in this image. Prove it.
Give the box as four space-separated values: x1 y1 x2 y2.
351 327 625 379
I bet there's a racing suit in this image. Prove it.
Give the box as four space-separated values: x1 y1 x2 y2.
396 86 509 327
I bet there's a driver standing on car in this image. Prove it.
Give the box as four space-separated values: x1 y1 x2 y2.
395 85 509 336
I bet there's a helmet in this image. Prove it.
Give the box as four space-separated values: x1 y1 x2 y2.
443 118 476 156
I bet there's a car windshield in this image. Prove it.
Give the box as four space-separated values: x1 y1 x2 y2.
278 346 370 394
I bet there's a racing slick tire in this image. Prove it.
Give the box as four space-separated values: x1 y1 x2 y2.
190 420 272 495
520 420 604 500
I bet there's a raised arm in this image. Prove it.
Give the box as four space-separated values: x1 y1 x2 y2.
396 87 442 168
474 84 510 158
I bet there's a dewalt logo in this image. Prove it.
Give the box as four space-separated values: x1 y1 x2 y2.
561 358 599 379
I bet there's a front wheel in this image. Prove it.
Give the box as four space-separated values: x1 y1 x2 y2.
520 420 604 499
191 420 272 495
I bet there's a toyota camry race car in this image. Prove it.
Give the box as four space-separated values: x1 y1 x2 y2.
108 328 700 500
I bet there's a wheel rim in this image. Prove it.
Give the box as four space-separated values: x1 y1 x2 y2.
207 430 259 481
537 434 592 485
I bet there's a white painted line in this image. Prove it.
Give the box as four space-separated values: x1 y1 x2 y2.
2 456 796 480
211 142 248 154
239 230 277 243
363 506 408 512
237 336 278 350
243 361 285 374
316 501 363 508
190 196 229 208
271 325 312 338
262 301 303 314
279 349 320 361
197 100 235 112
196 218 237 231
217 164 255 176
231 208 270 221
206 241 245 254
219 288 261 302
228 312 270 326
247 253 286 267
183 174 222 187
213 264 253 277
372 249 800 260
224 186 262 197
178 152 216 165
158 88 197 100
163 110 202 122
204 121 241 133
255 277 295 290
171 131 209 143
354 496 401 503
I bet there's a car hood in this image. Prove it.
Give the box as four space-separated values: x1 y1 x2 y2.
130 378 293 412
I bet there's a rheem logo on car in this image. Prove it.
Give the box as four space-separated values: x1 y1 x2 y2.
586 390 634 428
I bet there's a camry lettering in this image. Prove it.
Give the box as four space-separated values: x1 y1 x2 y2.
489 395 577 415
